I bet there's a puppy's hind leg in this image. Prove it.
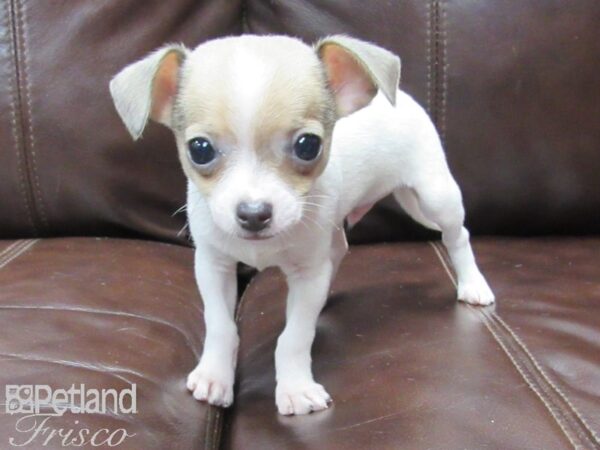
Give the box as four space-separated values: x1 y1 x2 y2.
393 188 440 232
393 182 495 305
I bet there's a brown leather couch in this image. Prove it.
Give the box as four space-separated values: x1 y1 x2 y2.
1 1 598 449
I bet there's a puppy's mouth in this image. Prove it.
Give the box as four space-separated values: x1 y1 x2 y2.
238 231 276 241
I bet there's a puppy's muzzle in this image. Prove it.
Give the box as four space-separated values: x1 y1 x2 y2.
236 201 273 232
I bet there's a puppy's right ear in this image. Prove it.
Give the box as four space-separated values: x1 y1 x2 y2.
109 45 187 140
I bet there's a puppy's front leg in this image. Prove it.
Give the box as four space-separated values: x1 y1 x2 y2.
187 245 238 407
275 260 333 415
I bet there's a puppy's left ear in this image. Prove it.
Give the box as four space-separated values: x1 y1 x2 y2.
316 35 400 117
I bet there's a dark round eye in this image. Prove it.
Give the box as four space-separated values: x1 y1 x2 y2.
293 133 322 162
188 137 216 165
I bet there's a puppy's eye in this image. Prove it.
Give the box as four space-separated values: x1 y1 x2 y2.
188 137 216 165
293 133 322 162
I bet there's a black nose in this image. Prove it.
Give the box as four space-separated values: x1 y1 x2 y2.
236 202 273 232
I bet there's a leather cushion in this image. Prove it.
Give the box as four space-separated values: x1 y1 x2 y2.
223 239 600 449
0 0 241 242
0 238 217 449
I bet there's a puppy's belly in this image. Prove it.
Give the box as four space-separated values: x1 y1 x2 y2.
347 203 374 227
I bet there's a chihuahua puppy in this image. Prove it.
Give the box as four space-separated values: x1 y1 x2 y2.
110 35 494 415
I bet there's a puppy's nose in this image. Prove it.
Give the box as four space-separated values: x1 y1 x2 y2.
236 201 273 232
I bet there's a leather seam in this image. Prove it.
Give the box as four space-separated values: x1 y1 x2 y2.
439 0 447 143
241 0 248 33
428 241 600 449
0 239 38 270
426 1 432 117
4 0 36 233
0 240 29 266
491 311 600 447
426 0 447 143
0 240 25 261
204 405 223 450
15 0 48 229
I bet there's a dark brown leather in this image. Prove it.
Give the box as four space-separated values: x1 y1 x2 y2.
0 238 219 449
2 1 598 243
245 0 600 241
0 0 241 242
471 239 600 444
1 2 600 450
224 240 600 449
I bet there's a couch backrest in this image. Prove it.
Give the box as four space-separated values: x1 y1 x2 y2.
0 0 241 242
1 0 598 244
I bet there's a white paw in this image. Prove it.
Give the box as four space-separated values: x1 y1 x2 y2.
186 364 234 408
458 273 495 306
276 381 332 415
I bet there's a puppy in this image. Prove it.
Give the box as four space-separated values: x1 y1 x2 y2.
110 35 495 415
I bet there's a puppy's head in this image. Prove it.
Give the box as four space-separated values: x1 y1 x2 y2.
110 35 400 240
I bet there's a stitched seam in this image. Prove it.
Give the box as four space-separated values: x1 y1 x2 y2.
212 408 219 450
492 312 600 446
0 241 25 261
487 313 597 448
438 0 447 143
4 0 36 233
0 240 29 266
241 0 248 33
428 241 456 288
428 241 579 446
428 241 600 449
426 1 433 116
479 313 582 449
206 410 213 450
426 0 447 143
15 0 48 229
430 240 599 447
431 241 600 446
0 239 37 270
204 405 222 450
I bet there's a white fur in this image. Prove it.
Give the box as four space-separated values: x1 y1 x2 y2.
228 46 274 147
186 88 495 414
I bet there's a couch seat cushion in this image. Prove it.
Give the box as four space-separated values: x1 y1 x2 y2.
225 239 600 450
0 238 219 449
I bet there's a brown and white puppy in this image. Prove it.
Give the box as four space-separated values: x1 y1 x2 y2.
110 35 494 415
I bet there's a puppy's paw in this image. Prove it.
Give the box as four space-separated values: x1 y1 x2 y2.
187 365 234 408
276 381 332 415
458 273 495 306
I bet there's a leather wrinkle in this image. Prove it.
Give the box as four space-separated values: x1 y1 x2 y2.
0 302 200 359
0 351 146 385
429 240 600 450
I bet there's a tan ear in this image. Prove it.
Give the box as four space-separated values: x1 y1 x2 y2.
109 44 187 140
316 35 400 117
